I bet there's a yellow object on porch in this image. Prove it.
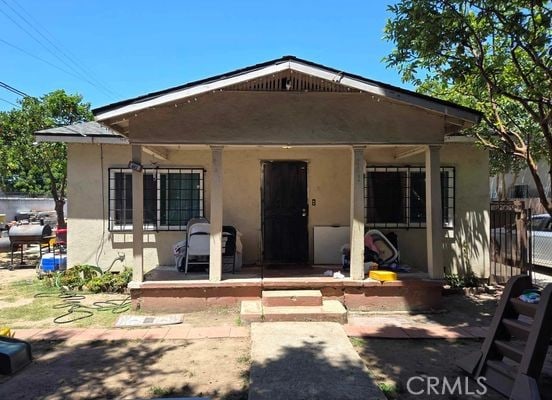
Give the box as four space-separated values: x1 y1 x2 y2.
368 270 397 282
0 327 13 337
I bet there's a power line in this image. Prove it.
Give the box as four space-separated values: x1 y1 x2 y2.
0 37 105 87
0 80 30 97
0 0 118 99
5 0 120 98
0 97 20 108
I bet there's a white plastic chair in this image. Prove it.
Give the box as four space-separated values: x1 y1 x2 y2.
184 222 210 274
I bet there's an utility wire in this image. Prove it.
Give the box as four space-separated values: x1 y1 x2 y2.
4 0 120 98
0 37 107 88
0 80 30 97
0 96 19 108
0 0 117 99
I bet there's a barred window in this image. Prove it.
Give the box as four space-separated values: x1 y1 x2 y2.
109 168 204 231
365 166 455 229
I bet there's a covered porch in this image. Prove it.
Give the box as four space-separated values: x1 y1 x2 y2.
37 56 484 312
125 143 447 286
132 264 442 312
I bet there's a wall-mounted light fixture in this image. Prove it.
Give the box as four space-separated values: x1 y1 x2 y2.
128 160 143 172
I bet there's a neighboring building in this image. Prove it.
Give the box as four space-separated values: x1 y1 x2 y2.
490 160 551 203
36 56 488 306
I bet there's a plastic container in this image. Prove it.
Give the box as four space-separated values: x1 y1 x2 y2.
368 270 397 282
39 253 67 272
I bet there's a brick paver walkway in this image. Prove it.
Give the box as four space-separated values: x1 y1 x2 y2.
9 322 488 342
343 323 488 339
12 325 249 342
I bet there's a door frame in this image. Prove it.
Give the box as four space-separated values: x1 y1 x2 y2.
260 159 309 264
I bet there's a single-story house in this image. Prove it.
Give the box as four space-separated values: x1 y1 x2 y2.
36 56 489 311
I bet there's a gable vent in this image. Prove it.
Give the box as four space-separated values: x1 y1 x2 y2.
225 70 357 93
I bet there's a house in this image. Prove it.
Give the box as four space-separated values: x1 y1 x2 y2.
490 160 551 210
36 56 488 311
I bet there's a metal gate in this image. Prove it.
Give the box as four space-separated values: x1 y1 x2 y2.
490 201 533 284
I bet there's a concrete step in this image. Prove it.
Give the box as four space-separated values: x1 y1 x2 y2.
262 289 322 307
241 299 347 324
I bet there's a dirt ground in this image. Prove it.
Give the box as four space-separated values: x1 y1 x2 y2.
349 291 500 329
0 338 250 400
354 338 552 400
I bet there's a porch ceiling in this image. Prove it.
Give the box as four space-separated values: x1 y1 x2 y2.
110 91 454 145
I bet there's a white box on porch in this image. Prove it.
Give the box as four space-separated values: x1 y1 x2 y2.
313 226 350 265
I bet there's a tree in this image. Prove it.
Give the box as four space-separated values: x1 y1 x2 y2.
384 0 552 214
0 90 93 227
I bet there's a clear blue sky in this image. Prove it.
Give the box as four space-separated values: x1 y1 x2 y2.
0 0 405 112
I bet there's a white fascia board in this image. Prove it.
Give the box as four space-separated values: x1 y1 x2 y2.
95 63 290 121
35 135 129 144
95 59 479 124
288 61 480 123
444 135 477 143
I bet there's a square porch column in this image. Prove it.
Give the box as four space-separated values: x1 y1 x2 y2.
425 145 444 279
131 145 144 283
209 145 224 282
350 145 366 280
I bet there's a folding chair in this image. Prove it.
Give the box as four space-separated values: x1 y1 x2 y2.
183 218 210 274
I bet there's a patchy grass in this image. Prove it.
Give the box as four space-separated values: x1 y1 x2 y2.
349 337 366 348
150 385 177 397
0 278 131 328
237 354 250 365
377 382 401 399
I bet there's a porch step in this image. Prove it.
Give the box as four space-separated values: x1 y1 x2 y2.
241 299 347 324
261 290 322 307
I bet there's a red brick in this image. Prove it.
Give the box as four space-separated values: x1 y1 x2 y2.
344 325 410 338
187 326 231 339
229 327 249 338
164 326 191 339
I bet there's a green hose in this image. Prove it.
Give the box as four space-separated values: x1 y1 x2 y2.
34 291 131 324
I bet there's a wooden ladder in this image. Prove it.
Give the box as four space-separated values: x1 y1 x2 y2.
457 275 552 400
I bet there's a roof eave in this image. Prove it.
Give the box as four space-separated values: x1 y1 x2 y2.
93 56 482 124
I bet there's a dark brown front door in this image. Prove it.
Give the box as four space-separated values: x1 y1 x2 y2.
262 161 308 263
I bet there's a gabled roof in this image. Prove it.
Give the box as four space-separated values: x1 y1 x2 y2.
35 121 128 144
93 55 481 124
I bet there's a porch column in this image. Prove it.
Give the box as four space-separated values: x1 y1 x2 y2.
131 145 144 283
350 145 366 280
209 145 224 282
425 145 444 279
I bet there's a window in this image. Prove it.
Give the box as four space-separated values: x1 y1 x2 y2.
510 184 529 199
365 166 455 229
109 168 204 231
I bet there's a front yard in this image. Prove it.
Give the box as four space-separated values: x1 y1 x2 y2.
1 267 552 399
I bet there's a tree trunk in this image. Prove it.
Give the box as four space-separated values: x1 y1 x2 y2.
55 198 66 228
526 157 552 217
499 173 507 200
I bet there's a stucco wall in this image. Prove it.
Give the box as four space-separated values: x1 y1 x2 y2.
364 144 490 277
489 160 551 199
67 142 489 277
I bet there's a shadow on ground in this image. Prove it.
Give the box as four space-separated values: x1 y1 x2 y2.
0 338 249 400
351 330 552 399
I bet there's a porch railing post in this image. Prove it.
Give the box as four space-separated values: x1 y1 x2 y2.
425 145 444 279
350 145 366 280
209 145 224 282
131 144 144 283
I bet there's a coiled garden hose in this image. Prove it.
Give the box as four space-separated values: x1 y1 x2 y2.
34 291 131 324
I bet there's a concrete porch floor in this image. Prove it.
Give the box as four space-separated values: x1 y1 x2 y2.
144 264 431 282
131 265 442 313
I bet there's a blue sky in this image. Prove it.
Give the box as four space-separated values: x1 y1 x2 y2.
0 0 405 111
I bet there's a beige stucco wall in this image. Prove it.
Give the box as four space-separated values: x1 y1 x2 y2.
364 144 490 277
129 92 446 145
67 142 489 277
